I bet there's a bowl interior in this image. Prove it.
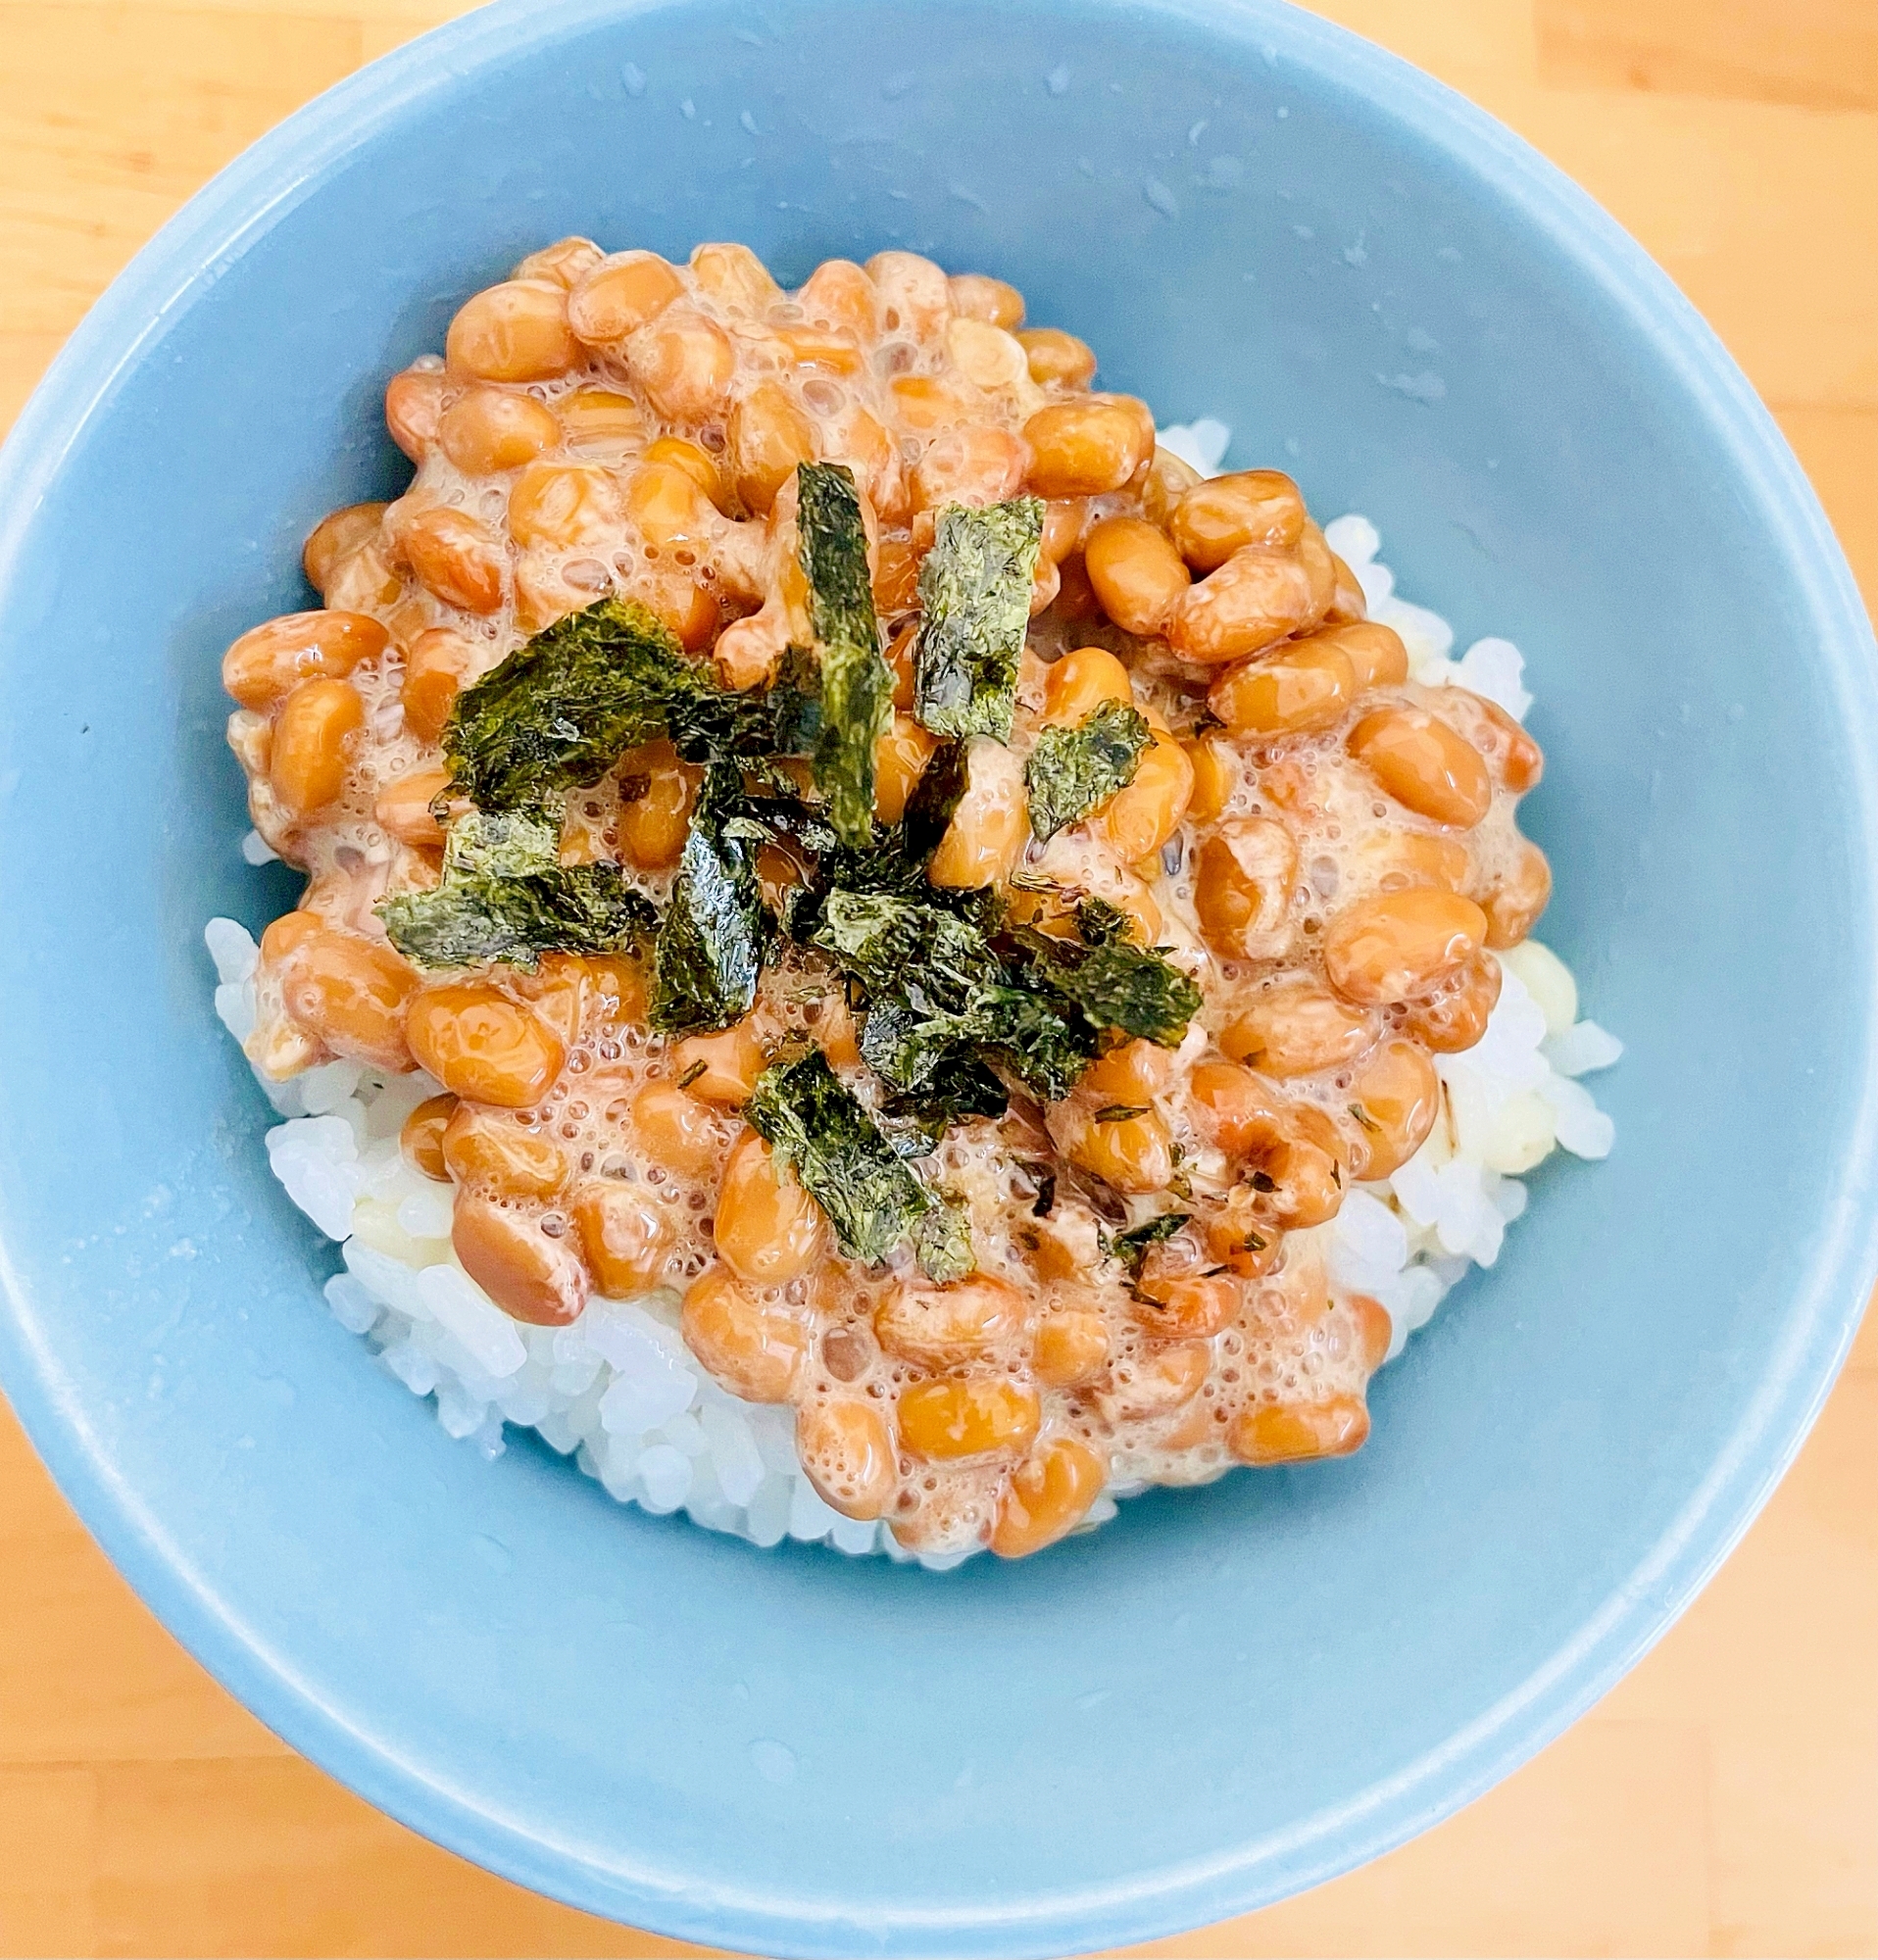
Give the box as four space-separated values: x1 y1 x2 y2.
0 1 1872 1953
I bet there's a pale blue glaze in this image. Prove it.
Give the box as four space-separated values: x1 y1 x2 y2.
0 2 1871 1954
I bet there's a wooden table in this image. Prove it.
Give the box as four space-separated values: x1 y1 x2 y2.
2 2 1874 1952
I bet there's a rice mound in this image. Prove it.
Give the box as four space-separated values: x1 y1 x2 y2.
209 478 1619 1566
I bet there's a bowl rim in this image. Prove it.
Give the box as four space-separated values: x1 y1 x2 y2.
2 0 1875 1952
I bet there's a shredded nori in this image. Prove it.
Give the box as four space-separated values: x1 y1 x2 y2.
794 880 1088 1112
802 889 1003 1009
1025 698 1151 841
745 1043 964 1272
1006 927 1204 1052
649 760 768 1035
377 810 657 971
765 642 825 762
1074 897 1136 947
912 498 1044 741
1109 1212 1193 1272
795 463 892 847
866 1008 1015 1123
441 596 809 812
442 600 694 809
914 1198 977 1284
414 490 1195 1165
780 826 1203 1118
732 736 972 912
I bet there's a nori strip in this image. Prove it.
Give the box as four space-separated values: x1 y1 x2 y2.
1025 698 1151 841
795 462 892 848
649 760 768 1035
441 597 792 810
378 810 657 971
1007 927 1204 1051
912 498 1044 741
745 1044 938 1266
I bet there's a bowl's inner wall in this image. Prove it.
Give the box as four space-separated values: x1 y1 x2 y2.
0 0 1869 1948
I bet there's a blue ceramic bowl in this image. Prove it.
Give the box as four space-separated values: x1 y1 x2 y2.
0 1 1872 1953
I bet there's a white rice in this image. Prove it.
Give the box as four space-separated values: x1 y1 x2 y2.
208 477 1618 1563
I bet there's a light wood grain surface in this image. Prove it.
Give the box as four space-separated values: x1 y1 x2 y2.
2 2 1874 1954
